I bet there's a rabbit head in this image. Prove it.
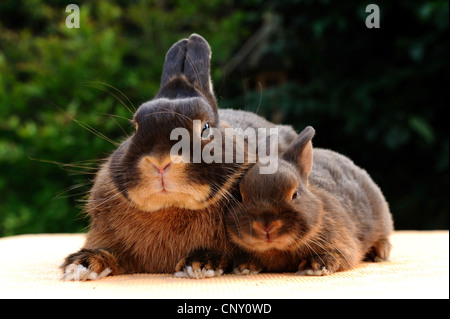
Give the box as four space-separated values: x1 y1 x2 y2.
109 34 248 212
227 126 322 253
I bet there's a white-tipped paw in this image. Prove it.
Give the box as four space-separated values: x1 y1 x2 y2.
62 264 112 281
174 266 224 279
295 266 330 276
233 267 261 276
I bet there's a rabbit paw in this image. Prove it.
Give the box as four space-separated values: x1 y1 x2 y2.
174 249 227 279
229 250 262 275
232 259 262 275
61 248 120 281
63 263 112 281
233 264 261 276
364 238 392 262
296 255 337 276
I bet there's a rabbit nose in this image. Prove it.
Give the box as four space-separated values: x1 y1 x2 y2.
147 157 172 176
262 223 275 234
253 221 279 237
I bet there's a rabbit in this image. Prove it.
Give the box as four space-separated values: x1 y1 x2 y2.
61 34 266 280
226 126 394 276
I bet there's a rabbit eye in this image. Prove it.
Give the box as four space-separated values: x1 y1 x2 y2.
202 122 211 137
292 191 298 200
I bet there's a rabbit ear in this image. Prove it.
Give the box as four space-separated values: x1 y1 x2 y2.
184 34 213 94
160 38 188 88
282 126 315 182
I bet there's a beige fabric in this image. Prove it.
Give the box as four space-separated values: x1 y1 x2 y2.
0 231 448 299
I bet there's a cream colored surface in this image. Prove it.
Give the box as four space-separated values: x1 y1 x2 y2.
0 231 448 299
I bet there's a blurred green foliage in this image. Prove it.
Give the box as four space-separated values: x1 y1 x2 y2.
0 0 448 236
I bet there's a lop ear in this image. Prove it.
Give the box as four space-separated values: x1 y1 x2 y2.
282 126 315 182
184 34 213 95
160 38 188 88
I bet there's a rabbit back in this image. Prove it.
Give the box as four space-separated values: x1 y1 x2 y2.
310 148 393 255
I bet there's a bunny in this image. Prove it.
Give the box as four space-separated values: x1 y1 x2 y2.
61 34 265 280
226 126 394 276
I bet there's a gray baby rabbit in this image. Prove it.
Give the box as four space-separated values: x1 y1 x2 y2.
226 126 394 275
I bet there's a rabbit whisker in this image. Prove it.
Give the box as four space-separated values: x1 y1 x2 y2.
81 81 136 115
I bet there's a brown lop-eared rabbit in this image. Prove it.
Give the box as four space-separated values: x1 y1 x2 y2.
61 34 287 280
226 126 394 276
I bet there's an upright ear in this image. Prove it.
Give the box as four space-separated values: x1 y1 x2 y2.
184 34 213 95
282 126 315 182
160 38 188 88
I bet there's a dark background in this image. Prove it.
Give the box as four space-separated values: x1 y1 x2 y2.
0 0 448 236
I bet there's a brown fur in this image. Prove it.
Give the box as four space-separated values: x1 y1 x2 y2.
62 162 232 274
226 126 394 275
